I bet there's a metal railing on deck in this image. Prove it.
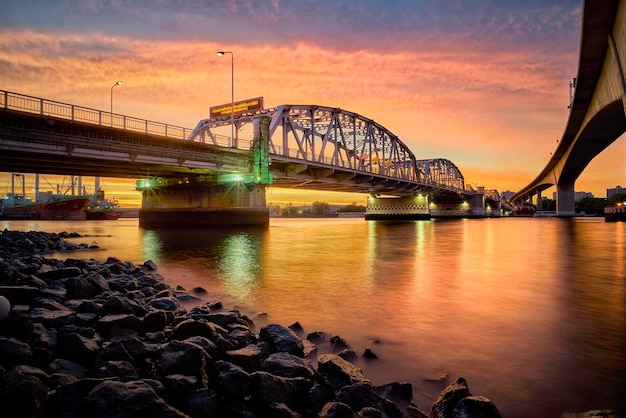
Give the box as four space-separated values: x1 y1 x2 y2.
1 89 193 141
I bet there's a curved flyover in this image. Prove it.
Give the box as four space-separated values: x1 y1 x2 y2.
511 0 626 214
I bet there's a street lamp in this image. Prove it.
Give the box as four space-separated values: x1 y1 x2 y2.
217 51 234 147
110 80 122 126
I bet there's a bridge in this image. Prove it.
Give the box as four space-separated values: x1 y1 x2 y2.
0 90 498 225
510 0 626 214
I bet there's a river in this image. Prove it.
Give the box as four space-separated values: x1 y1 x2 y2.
2 216 625 417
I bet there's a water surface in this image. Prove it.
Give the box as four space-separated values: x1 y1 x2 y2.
3 216 625 417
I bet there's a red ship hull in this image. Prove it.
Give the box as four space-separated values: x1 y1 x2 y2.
1 196 90 220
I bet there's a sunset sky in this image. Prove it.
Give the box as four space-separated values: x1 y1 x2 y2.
1 0 624 207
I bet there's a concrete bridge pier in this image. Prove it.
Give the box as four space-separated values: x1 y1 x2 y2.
556 183 577 216
470 191 486 217
365 195 430 220
138 182 269 227
138 116 272 227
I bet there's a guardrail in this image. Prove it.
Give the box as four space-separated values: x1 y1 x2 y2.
1 89 194 141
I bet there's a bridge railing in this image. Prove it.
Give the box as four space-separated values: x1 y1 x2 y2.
1 90 193 141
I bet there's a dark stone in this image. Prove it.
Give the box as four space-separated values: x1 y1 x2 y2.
335 382 401 418
83 380 188 418
330 335 349 349
65 276 99 299
316 354 370 391
143 310 170 332
96 313 142 338
215 360 251 398
171 319 216 340
363 348 379 359
148 297 181 311
186 388 220 418
319 402 355 418
36 266 82 280
0 335 33 367
162 374 199 410
0 374 48 418
102 294 147 316
259 323 304 356
92 360 139 381
374 381 413 402
430 377 472 418
155 340 210 387
262 352 315 379
452 395 501 418
225 343 263 373
55 332 100 367
47 358 88 379
337 349 359 362
307 383 334 414
249 370 313 411
29 308 75 328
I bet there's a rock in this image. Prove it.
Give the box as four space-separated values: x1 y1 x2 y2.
249 370 313 411
0 374 48 418
452 395 501 418
186 389 220 418
170 319 216 340
374 381 413 402
148 297 181 312
225 343 263 372
0 335 33 367
262 352 315 379
155 340 210 387
316 353 370 391
319 402 355 418
259 323 305 356
335 382 401 418
83 380 188 418
430 377 472 418
55 332 100 367
215 360 251 398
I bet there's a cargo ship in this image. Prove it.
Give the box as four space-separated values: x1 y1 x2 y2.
84 192 123 220
0 174 90 220
83 178 123 220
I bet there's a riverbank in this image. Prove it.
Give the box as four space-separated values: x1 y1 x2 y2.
0 229 621 418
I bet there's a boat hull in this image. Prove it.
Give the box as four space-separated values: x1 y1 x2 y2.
1 196 90 220
84 210 123 220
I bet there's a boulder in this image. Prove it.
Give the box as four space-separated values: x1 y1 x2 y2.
249 370 313 411
262 351 315 379
452 395 501 418
316 353 370 391
430 377 472 418
83 380 188 418
215 360 251 398
335 382 402 418
259 323 304 356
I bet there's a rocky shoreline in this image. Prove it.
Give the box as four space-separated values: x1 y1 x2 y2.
0 229 621 418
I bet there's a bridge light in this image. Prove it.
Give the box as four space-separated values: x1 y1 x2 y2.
233 174 243 181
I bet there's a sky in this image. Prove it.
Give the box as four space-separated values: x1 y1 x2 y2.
1 0 624 207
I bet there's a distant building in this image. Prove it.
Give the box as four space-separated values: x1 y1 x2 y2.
607 185 625 199
552 191 593 202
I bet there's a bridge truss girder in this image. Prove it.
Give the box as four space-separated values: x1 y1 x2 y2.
188 104 467 196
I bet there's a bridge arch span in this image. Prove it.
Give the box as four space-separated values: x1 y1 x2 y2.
189 104 467 193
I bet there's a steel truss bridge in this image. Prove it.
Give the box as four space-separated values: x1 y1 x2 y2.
189 105 478 200
0 90 496 203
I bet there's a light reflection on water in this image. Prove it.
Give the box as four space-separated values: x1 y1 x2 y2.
3 217 625 417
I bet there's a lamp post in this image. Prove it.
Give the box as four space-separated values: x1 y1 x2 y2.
217 51 234 147
110 80 122 126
